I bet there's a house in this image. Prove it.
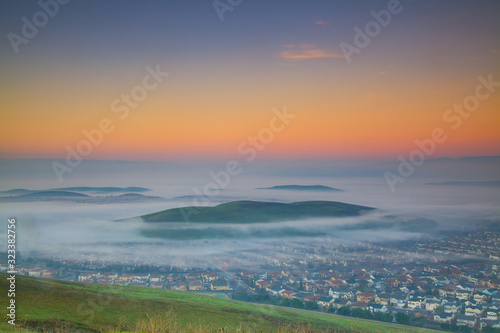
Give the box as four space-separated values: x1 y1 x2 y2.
331 298 351 309
433 312 454 324
185 272 199 282
189 281 204 291
486 310 499 320
407 296 424 309
150 281 164 289
480 318 500 329
291 292 311 301
356 292 375 303
279 290 296 299
439 285 456 298
101 272 119 280
78 273 94 282
456 315 477 328
350 302 369 309
473 293 487 303
303 282 318 292
369 304 389 313
150 274 164 282
267 286 283 296
465 304 483 316
255 280 273 290
376 292 391 305
201 272 218 282
302 295 319 304
28 268 43 277
425 295 440 303
390 292 408 308
96 276 114 285
456 290 471 300
211 280 231 291
328 288 341 299
240 271 255 279
433 276 450 286
116 274 134 283
129 281 148 287
443 302 460 314
41 268 58 278
170 282 187 291
133 273 150 281
317 296 334 307
425 300 440 311
483 288 498 296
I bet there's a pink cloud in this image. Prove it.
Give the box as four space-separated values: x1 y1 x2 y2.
280 44 343 60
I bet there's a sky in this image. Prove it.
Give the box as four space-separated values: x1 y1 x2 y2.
1 0 499 161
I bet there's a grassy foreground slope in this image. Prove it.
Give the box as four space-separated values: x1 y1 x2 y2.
0 274 438 333
135 200 374 223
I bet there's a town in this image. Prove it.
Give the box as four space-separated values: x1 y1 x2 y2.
2 230 500 332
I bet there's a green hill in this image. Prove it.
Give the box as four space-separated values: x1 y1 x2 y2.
19 191 90 198
0 273 437 333
131 200 374 223
258 185 343 191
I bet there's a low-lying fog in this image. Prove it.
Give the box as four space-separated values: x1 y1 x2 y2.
0 157 499 268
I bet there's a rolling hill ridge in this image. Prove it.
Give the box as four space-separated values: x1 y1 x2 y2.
127 200 374 223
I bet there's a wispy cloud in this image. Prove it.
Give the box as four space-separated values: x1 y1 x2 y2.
280 44 344 60
314 19 330 26
378 71 388 75
490 49 500 54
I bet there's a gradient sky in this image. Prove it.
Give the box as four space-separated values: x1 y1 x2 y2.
1 0 499 161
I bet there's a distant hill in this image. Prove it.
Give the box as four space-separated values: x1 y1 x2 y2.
19 190 90 198
54 186 150 193
0 186 150 195
258 185 343 191
130 200 374 223
0 189 163 204
426 180 500 187
0 188 33 195
0 273 430 333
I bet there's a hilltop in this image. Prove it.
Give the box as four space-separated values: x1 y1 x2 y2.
129 200 374 223
258 185 343 191
0 187 163 204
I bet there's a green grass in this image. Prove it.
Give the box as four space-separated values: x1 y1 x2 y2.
0 273 440 333
133 200 374 223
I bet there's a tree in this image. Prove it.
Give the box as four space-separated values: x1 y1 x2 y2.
279 298 290 307
291 298 304 309
395 312 410 325
337 306 351 316
351 308 364 318
305 301 319 310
